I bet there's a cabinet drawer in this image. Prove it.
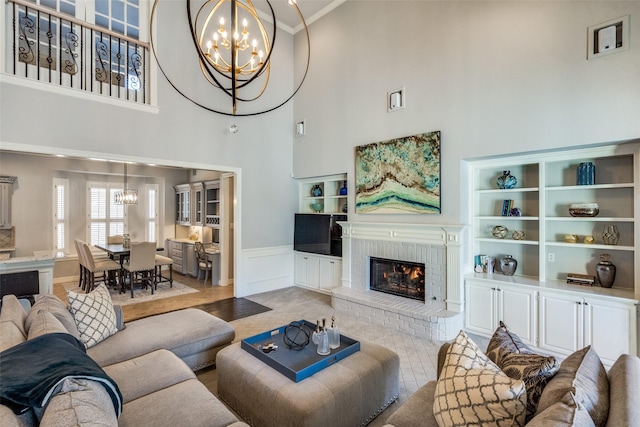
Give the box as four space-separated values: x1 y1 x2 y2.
169 241 183 253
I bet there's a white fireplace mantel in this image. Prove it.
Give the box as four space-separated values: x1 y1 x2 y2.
339 222 467 312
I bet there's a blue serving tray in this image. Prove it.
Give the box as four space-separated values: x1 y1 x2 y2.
241 319 360 382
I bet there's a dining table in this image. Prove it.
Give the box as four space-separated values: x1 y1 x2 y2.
94 243 131 267
95 243 165 266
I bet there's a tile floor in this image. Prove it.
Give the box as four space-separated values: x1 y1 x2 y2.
198 286 455 426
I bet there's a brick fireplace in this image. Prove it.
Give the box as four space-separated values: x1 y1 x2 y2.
331 222 465 341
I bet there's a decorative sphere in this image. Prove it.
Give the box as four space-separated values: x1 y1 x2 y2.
512 230 526 240
492 225 509 239
283 322 310 351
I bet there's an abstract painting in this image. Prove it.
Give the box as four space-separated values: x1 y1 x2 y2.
355 131 441 214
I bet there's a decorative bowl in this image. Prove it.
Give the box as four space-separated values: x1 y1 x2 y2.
564 234 578 243
310 203 323 212
569 203 599 217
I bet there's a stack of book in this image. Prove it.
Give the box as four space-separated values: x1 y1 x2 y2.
501 199 515 216
566 273 595 286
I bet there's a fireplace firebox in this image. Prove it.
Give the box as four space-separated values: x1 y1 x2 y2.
369 257 425 302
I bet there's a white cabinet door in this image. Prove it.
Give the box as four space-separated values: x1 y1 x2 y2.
465 280 537 344
539 291 582 356
500 285 537 347
319 258 341 292
306 256 320 289
465 280 497 337
294 253 307 286
584 297 637 366
294 253 320 290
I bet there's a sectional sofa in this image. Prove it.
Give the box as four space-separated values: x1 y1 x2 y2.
384 325 640 427
0 292 249 427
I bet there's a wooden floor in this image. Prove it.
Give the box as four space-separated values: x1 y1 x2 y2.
53 272 234 322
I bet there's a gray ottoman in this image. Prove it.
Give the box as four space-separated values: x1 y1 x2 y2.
216 340 400 427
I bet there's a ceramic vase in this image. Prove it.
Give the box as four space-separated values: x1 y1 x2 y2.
497 171 517 189
311 185 323 197
596 254 616 288
500 255 517 276
339 180 347 195
602 225 620 245
577 162 595 185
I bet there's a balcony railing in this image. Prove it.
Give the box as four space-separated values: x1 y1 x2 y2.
6 0 149 105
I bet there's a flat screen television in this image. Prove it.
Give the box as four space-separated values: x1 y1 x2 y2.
294 213 347 257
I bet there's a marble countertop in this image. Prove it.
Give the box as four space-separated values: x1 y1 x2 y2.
168 238 201 244
0 253 56 265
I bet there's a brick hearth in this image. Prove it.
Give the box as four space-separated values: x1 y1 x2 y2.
331 222 466 341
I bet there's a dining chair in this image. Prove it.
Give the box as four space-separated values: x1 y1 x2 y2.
107 234 125 263
154 253 174 288
194 242 212 283
107 235 124 244
81 242 121 293
74 239 87 291
122 242 157 298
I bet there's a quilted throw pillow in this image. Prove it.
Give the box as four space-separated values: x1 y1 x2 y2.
486 321 560 421
67 284 118 348
433 330 527 427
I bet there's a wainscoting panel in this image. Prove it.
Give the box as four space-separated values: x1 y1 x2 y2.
238 245 294 297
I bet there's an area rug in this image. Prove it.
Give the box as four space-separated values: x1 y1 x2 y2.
195 298 271 322
62 281 199 306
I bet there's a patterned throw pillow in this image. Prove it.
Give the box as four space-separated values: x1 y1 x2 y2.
433 330 527 427
486 321 532 365
67 284 118 349
486 321 560 421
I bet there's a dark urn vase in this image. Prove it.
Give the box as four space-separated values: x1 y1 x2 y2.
500 255 517 276
596 254 616 288
311 185 323 197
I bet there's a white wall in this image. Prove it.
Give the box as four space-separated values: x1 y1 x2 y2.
0 152 188 257
293 1 640 226
0 0 299 252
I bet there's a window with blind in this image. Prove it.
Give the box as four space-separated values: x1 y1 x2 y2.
146 184 158 243
87 182 125 246
53 178 69 255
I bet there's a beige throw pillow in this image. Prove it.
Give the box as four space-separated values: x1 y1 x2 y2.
433 330 527 427
25 294 80 339
535 346 609 427
67 284 118 349
27 311 69 340
527 391 595 427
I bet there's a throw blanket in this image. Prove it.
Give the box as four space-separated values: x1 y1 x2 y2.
0 333 123 416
